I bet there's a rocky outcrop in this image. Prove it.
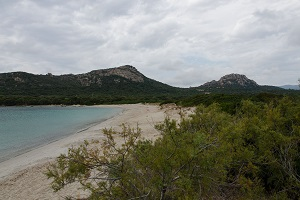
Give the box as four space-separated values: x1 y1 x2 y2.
90 65 144 82
202 74 259 88
78 65 144 86
73 65 144 87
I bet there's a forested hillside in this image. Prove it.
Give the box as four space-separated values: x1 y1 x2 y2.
0 65 297 106
0 65 195 96
0 65 198 105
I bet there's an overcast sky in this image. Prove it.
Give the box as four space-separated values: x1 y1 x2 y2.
0 0 299 87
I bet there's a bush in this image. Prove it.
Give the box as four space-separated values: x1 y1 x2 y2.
47 98 300 199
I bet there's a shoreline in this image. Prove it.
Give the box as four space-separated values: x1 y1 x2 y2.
0 105 125 164
0 104 126 181
0 103 189 199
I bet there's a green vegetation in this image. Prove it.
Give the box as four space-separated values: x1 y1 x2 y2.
1 67 299 106
0 70 197 106
0 94 186 106
0 73 194 96
47 97 300 199
177 93 287 114
196 85 285 94
1 92 299 107
177 92 300 115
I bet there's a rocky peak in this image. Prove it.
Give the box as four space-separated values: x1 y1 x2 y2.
219 74 258 87
89 65 144 83
202 73 259 88
72 65 145 86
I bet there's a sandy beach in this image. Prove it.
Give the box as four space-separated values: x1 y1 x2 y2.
0 103 190 200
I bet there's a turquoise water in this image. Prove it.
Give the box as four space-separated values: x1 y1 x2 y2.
0 106 122 162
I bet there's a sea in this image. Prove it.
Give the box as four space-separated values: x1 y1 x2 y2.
0 106 122 162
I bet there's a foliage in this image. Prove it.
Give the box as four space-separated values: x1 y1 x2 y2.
0 71 197 106
47 98 300 199
0 71 197 97
1 70 299 107
177 93 300 115
196 84 285 94
0 94 185 106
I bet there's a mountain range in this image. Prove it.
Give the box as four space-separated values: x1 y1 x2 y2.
279 85 299 90
0 65 290 97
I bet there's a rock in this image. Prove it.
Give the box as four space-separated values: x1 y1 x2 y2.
202 74 259 88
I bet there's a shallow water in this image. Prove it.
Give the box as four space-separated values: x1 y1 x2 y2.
0 106 122 162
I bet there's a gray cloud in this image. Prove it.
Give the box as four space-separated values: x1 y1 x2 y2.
0 0 299 87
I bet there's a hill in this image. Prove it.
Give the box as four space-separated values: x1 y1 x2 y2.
195 73 283 93
0 67 297 106
279 85 299 90
0 65 196 96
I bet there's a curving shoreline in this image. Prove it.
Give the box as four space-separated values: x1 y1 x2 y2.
0 105 124 164
0 103 186 199
0 105 125 180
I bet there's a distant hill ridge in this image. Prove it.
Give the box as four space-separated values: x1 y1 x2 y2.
279 85 299 90
0 65 287 96
0 65 192 96
6 65 145 87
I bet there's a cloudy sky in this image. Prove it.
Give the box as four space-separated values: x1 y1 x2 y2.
0 0 299 87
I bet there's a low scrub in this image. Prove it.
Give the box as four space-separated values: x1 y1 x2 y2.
47 98 300 199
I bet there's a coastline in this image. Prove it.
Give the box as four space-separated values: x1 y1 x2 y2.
0 105 124 164
0 103 189 199
0 104 125 180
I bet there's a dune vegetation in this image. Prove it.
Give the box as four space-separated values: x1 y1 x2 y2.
47 97 300 199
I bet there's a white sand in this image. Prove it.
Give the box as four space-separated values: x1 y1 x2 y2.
0 104 190 200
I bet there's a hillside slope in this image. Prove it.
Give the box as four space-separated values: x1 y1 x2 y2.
196 73 283 93
0 68 295 106
0 65 196 96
